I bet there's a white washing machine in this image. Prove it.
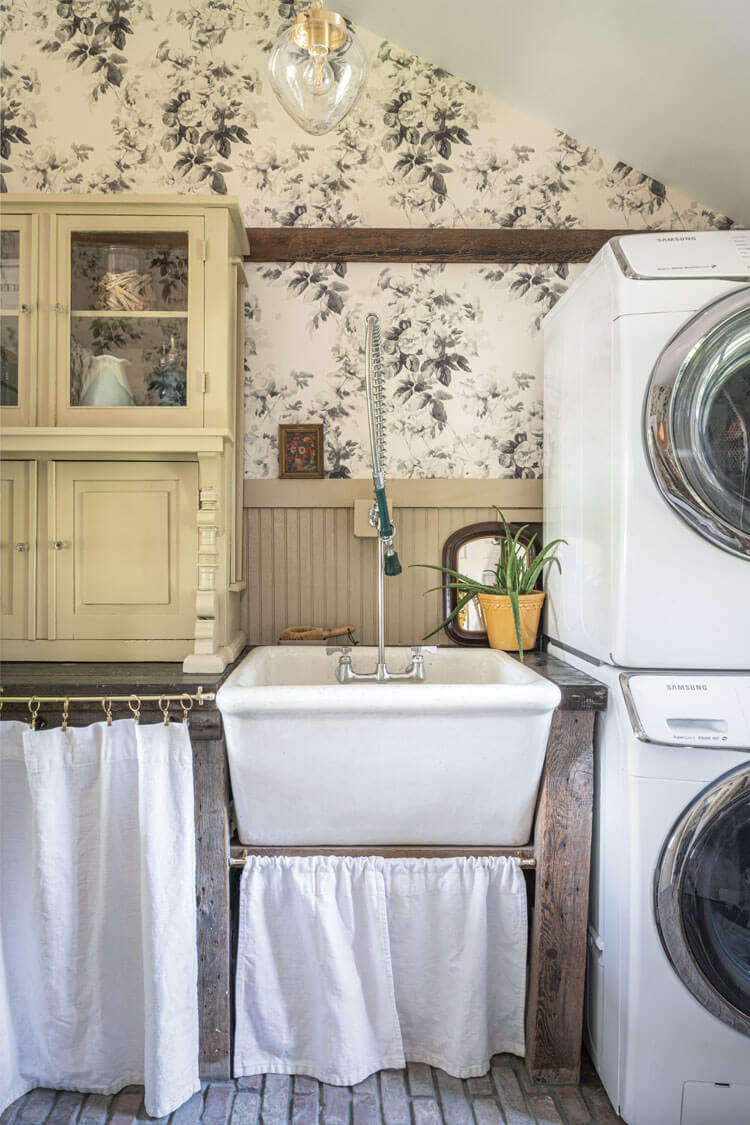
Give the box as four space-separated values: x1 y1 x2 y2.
543 232 750 1123
547 655 750 1125
544 230 750 670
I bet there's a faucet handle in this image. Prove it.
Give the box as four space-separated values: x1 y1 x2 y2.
411 645 437 655
326 645 352 656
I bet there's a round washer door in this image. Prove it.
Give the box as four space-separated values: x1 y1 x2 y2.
655 762 750 1036
645 286 750 558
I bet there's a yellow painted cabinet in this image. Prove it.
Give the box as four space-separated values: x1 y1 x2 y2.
0 194 249 670
51 461 198 641
0 461 36 640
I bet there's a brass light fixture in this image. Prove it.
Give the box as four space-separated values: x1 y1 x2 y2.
268 1 369 136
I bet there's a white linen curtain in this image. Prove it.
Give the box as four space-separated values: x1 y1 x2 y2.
0 718 200 1119
234 854 527 1085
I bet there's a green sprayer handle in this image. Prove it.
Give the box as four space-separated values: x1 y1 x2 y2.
374 485 402 575
374 486 393 537
384 552 402 576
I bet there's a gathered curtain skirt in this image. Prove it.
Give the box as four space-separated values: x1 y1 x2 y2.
0 719 200 1119
234 854 528 1085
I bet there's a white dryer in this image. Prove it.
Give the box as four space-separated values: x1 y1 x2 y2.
549 656 750 1125
544 231 750 669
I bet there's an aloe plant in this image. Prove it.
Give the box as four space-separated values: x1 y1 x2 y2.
412 510 565 660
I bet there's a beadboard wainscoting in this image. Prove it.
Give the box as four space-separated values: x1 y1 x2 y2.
242 480 542 646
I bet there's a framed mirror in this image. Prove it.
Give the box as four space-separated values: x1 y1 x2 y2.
441 520 541 646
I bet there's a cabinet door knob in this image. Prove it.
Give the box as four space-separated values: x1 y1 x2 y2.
19 303 32 314
52 303 67 313
15 542 29 552
52 540 66 550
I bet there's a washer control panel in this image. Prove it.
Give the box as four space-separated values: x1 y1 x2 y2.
621 673 750 750
615 230 750 279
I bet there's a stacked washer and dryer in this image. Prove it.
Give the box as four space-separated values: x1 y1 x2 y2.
543 231 750 1125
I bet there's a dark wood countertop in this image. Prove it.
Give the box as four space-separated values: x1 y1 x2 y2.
1 646 607 712
518 651 608 711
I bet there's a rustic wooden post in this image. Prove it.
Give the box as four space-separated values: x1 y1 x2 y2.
525 708 595 1085
191 729 232 1080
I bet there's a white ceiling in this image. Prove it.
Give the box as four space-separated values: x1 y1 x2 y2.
340 0 750 225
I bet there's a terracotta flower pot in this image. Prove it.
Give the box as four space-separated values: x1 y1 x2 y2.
477 591 546 652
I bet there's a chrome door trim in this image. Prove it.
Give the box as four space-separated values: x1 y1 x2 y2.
644 285 750 558
654 762 750 1037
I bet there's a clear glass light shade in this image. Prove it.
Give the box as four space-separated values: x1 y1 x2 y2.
268 17 369 136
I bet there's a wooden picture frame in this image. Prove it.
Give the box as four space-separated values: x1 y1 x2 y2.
278 423 324 479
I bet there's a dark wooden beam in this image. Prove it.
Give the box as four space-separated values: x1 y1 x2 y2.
244 227 634 263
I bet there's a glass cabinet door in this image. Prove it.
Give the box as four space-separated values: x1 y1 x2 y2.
54 215 205 426
0 216 36 426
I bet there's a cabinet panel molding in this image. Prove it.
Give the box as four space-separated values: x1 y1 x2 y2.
0 460 36 639
53 461 198 641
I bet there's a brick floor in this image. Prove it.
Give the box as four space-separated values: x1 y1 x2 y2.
0 1056 622 1125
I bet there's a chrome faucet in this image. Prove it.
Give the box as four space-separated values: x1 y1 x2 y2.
325 313 436 684
326 644 437 684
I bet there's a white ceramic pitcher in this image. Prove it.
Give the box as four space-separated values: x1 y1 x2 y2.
79 354 134 407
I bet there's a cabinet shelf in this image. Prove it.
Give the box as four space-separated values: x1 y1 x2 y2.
71 309 188 319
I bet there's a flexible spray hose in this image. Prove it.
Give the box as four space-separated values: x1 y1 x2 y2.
364 313 401 576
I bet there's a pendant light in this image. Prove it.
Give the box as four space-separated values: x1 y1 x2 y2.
268 1 369 136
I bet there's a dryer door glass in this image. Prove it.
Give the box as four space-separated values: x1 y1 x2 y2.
680 792 750 1018
671 307 750 538
645 287 750 558
655 763 750 1036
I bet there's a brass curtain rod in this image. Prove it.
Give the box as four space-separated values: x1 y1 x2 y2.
228 851 536 869
0 689 215 705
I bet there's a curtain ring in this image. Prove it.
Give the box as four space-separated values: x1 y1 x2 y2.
102 698 113 726
28 697 41 730
61 697 70 732
128 694 142 724
180 694 194 726
158 695 171 726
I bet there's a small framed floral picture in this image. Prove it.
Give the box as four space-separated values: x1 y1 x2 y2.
278 423 325 479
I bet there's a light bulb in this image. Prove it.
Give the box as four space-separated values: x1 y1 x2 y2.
268 6 368 136
301 45 334 96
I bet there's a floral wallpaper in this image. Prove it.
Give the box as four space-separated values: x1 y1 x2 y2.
0 0 733 477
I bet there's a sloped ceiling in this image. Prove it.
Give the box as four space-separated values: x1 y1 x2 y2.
340 0 750 225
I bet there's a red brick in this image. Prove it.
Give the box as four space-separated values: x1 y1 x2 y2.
231 1090 261 1125
528 1094 564 1124
321 1084 349 1125
556 1088 592 1125
109 1089 143 1125
17 1089 56 1124
470 1099 502 1125
412 1100 442 1125
203 1084 235 1125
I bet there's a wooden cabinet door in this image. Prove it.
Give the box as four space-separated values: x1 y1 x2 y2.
0 214 38 427
51 461 198 640
52 214 205 428
0 460 36 639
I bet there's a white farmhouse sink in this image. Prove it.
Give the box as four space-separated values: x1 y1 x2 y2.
217 646 561 847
